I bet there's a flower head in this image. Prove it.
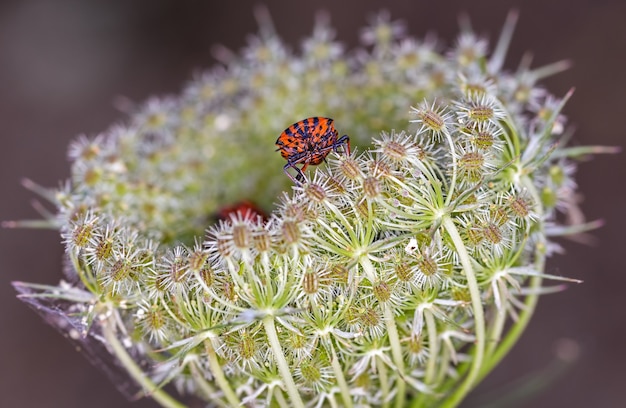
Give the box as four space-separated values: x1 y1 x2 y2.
13 9 604 408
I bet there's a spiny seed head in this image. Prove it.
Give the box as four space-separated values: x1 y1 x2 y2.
111 259 132 282
303 270 320 295
253 228 272 252
324 175 347 195
222 280 237 302
359 307 380 327
395 262 413 282
368 159 392 179
408 336 424 354
304 183 327 203
454 191 477 206
458 47 479 66
189 250 208 272
281 220 301 245
363 176 382 199
509 195 531 218
458 150 486 183
73 224 94 248
288 334 307 351
154 275 168 292
474 129 495 149
417 253 438 276
382 140 407 161
415 231 433 247
440 262 454 277
460 151 484 171
233 223 252 249
238 332 256 360
469 106 494 122
330 264 349 284
300 360 321 383
199 265 214 288
147 306 166 331
411 101 449 138
373 281 391 302
344 307 360 325
422 110 444 132
482 222 502 244
217 235 233 258
466 224 484 245
355 197 371 219
490 205 509 227
170 258 186 282
463 82 488 96
415 145 427 161
135 248 153 267
283 202 305 220
79 143 100 161
456 94 505 127
302 207 319 223
451 286 471 303
95 237 113 261
340 157 362 180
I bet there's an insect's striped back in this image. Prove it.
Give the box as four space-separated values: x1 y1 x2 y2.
276 117 337 161
275 116 349 183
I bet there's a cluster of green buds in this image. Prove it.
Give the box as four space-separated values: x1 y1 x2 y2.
13 9 611 408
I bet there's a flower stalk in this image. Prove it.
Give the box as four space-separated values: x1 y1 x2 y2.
263 315 306 408
101 314 185 408
439 216 485 407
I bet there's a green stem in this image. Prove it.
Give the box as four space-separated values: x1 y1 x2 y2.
412 307 439 407
329 344 354 408
263 315 305 408
204 339 241 407
377 355 391 408
485 305 507 358
273 386 290 408
383 306 406 408
101 316 185 408
359 253 378 289
439 216 485 408
424 309 439 387
435 340 451 385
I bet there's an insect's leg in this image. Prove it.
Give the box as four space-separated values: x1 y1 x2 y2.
334 135 351 155
297 163 310 181
283 162 301 184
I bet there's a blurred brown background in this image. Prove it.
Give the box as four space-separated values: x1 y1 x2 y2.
1 0 624 407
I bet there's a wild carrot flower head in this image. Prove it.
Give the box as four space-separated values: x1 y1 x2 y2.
13 9 609 408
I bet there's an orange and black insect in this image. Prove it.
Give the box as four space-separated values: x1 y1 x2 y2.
275 117 350 184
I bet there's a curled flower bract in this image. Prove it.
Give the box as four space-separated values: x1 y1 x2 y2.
14 10 602 408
